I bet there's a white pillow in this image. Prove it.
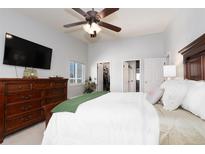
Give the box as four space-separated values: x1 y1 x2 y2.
160 79 188 90
146 87 164 104
182 82 205 120
161 80 189 111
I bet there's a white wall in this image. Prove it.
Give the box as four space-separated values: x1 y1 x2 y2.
0 9 88 98
165 9 205 78
4 8 202 96
88 33 165 92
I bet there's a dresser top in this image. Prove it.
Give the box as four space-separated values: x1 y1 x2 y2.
0 78 68 81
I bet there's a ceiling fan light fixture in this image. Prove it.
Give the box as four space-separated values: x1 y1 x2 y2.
83 23 101 35
83 23 93 34
91 23 101 33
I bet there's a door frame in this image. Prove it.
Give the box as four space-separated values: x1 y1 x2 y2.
97 62 110 91
123 61 129 92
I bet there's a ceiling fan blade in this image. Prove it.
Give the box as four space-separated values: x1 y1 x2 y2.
97 8 119 19
99 21 121 32
72 8 89 18
63 21 87 28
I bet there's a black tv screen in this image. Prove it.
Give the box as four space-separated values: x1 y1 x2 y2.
3 33 52 69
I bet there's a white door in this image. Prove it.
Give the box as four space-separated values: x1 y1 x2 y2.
123 62 129 92
144 58 166 93
97 63 103 91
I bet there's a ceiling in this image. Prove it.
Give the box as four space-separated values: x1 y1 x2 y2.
15 8 178 43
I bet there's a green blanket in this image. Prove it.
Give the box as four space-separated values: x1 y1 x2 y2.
52 91 108 113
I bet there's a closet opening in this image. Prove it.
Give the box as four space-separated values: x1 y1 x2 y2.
97 62 110 92
123 60 141 92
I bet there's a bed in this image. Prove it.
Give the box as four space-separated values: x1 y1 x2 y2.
155 104 205 144
42 92 159 144
42 93 205 145
42 33 205 145
157 33 205 144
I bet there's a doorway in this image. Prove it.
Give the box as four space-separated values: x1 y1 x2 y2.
97 62 110 92
123 60 140 92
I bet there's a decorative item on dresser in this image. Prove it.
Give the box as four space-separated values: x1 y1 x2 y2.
0 78 68 143
179 33 205 80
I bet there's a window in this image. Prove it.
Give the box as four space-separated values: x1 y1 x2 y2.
69 61 85 85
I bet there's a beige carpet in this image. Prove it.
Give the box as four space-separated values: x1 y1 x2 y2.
1 122 45 145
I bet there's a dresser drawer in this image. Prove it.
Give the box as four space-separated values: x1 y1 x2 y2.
7 91 42 104
53 81 66 88
32 82 51 89
5 110 43 132
46 88 65 97
7 83 31 93
46 96 65 105
6 100 42 116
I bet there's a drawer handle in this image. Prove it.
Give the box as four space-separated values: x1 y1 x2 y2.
21 105 32 111
21 95 31 100
21 115 32 121
25 96 31 99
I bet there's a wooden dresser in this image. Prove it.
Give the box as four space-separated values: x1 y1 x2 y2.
0 78 68 143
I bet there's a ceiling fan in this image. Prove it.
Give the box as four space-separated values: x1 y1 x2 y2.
63 8 121 38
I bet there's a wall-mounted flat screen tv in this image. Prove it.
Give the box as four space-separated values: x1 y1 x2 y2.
3 33 52 69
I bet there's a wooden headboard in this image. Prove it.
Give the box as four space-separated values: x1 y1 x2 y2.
179 34 205 80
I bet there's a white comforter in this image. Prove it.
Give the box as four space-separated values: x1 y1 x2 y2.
42 92 159 145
